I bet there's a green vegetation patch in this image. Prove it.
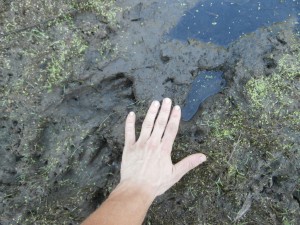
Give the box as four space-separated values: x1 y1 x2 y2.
0 0 120 100
166 38 300 224
0 0 121 224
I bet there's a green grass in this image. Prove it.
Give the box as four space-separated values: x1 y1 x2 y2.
0 0 120 96
162 36 300 224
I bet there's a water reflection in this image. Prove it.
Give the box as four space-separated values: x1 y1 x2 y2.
169 0 300 45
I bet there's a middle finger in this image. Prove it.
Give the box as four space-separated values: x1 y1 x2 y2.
150 98 172 141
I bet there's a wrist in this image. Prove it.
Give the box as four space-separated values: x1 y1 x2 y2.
110 180 156 205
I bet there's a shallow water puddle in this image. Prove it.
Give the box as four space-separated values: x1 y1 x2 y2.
169 0 300 45
181 71 226 121
170 0 299 121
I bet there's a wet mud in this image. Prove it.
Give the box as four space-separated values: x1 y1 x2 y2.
0 0 299 224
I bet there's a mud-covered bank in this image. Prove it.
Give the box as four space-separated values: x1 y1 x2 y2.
0 0 299 224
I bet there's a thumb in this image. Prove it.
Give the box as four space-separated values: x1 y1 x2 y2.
172 153 207 183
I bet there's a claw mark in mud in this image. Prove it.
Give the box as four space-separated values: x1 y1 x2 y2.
0 118 23 185
23 119 116 220
293 190 300 207
162 77 175 85
54 73 136 121
85 137 109 165
38 72 136 182
0 73 137 222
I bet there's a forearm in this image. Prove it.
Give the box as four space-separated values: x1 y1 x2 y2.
82 181 155 225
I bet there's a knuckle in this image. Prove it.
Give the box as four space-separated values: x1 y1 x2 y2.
135 139 143 146
147 139 159 149
123 145 131 152
174 174 182 183
161 141 171 152
167 122 177 132
143 121 153 129
161 106 170 114
127 120 134 125
149 107 158 114
187 160 196 170
126 122 134 129
157 118 167 127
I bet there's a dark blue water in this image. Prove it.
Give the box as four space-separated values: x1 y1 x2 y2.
182 71 226 121
169 0 300 45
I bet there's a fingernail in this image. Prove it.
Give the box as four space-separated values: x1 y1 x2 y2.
129 112 135 116
164 98 171 103
174 105 180 111
153 100 160 107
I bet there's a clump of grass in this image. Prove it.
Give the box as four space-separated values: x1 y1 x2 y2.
45 33 88 91
2 0 121 34
209 41 300 145
245 45 300 129
73 0 121 24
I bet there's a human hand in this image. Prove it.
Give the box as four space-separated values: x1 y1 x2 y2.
119 98 207 199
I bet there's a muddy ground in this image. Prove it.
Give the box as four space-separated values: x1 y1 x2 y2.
0 0 299 224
